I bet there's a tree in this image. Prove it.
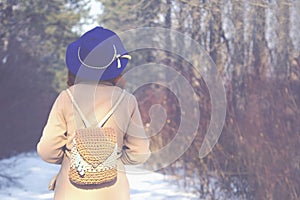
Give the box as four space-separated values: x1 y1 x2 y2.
0 0 87 158
274 0 292 78
97 0 300 199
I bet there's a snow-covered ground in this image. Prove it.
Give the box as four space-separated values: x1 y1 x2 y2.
0 152 197 200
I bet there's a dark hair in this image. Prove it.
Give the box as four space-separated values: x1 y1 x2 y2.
67 70 121 86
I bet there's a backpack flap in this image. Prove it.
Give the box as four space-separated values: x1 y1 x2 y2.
75 127 117 167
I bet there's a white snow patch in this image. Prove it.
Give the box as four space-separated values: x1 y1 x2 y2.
0 152 197 200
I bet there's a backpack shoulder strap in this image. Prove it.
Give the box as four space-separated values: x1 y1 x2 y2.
97 89 126 128
66 89 91 127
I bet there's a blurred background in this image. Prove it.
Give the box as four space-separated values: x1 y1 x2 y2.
0 0 299 199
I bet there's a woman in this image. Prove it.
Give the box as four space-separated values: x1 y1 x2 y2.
37 27 150 200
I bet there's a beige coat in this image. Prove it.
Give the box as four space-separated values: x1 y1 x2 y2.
37 82 150 200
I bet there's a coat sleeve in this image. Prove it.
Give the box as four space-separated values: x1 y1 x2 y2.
120 95 151 165
37 91 67 164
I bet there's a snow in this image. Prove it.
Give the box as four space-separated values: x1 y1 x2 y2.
0 152 197 200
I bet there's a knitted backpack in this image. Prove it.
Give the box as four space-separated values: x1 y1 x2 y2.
66 89 125 188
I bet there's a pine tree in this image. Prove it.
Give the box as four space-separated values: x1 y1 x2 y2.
0 0 87 158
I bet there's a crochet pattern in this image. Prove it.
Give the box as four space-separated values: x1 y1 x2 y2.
69 127 118 186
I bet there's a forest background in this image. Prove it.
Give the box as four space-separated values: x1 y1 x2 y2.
0 0 299 199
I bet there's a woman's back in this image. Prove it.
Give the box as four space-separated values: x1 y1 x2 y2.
37 82 150 200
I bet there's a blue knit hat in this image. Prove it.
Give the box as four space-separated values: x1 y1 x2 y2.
66 27 131 81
